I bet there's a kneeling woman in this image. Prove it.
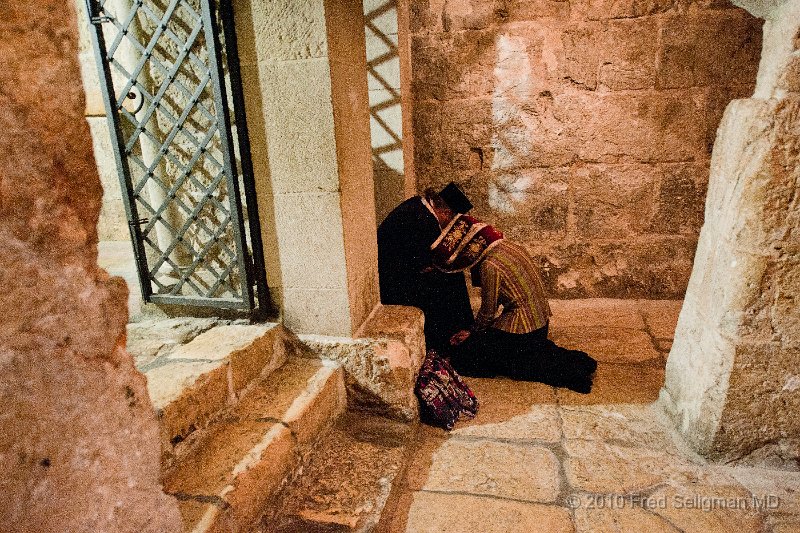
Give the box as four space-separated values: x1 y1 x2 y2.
432 215 597 394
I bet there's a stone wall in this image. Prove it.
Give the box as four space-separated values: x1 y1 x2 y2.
0 2 181 531
233 0 379 336
660 0 800 461
409 0 763 298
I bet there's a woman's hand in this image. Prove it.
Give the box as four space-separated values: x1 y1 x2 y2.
450 329 471 346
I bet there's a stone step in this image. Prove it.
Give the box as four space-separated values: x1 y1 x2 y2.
162 357 346 533
140 323 305 465
261 410 415 533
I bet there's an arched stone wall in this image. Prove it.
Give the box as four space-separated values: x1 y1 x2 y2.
0 2 181 531
660 0 800 460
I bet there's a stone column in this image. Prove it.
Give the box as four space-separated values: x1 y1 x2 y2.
0 2 181 531
659 0 800 460
234 0 379 336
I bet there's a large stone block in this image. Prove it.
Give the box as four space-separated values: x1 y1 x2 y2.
234 0 328 65
357 304 426 366
527 236 696 298
598 18 658 90
492 92 579 169
705 83 753 156
411 100 442 169
423 440 562 502
561 23 601 90
257 59 339 194
469 168 569 236
272 192 348 290
410 30 496 101
658 10 762 89
505 0 571 21
301 335 420 420
572 163 659 239
560 90 706 163
437 97 494 170
440 0 509 31
647 162 709 236
571 0 675 20
409 0 447 33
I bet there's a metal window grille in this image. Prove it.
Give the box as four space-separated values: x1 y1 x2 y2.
85 0 268 313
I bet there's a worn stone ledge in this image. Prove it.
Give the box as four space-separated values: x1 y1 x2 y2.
299 304 426 421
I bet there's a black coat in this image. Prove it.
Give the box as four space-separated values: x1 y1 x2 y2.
377 196 474 350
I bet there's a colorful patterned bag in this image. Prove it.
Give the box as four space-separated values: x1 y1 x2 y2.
414 349 479 430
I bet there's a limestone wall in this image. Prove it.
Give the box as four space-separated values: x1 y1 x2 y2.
0 2 181 531
660 0 800 460
409 0 763 298
233 0 379 335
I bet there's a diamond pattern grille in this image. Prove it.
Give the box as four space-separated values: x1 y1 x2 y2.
90 0 253 307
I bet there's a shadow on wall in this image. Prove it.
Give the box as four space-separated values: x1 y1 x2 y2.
364 0 406 225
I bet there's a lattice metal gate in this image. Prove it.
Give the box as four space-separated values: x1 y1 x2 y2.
85 0 268 312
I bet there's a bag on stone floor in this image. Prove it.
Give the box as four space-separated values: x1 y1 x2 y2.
414 349 479 430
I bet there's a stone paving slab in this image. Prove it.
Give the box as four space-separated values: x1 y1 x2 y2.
550 298 646 329
385 299 800 533
771 518 800 532
560 404 679 451
422 439 562 503
452 377 560 442
401 425 450 492
636 299 683 339
550 325 660 363
266 411 413 532
649 481 767 533
557 361 665 406
572 494 681 533
723 466 800 516
404 493 574 533
564 438 703 494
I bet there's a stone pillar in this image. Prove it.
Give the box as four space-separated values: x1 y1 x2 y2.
0 2 181 531
659 0 800 460
234 0 379 336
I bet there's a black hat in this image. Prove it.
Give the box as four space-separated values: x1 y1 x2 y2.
438 182 473 213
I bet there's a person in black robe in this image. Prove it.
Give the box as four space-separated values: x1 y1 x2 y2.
377 183 475 351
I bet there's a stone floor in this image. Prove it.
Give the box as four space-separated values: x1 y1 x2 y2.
377 299 800 533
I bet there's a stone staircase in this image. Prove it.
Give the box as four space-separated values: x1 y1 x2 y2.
130 306 425 532
134 322 347 532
